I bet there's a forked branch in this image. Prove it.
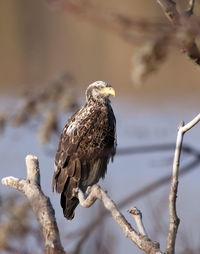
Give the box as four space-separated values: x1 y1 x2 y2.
127 207 147 236
166 113 200 254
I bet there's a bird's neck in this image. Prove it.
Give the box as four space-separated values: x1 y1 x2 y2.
87 97 110 106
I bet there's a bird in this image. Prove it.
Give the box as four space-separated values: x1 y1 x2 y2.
52 81 116 220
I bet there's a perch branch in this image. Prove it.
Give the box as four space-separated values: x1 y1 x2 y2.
78 185 163 254
68 152 200 254
166 113 200 254
68 152 200 247
128 207 147 236
1 155 65 254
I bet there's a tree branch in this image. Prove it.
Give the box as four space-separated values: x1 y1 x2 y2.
127 207 147 236
185 0 195 17
166 113 200 254
1 155 65 254
157 0 180 24
68 153 200 249
157 0 200 65
78 185 163 254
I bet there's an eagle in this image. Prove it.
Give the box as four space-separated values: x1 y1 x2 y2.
52 81 116 220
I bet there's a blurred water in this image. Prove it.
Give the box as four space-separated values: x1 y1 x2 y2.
0 97 200 254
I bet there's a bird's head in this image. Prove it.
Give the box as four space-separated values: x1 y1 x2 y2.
86 81 115 104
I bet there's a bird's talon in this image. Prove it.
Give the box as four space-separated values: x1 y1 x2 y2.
86 186 92 194
73 187 79 196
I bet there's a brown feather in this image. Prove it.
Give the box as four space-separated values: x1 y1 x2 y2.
74 159 81 182
67 160 75 177
81 160 89 181
66 178 77 199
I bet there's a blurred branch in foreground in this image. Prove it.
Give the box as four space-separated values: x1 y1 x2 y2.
0 193 42 254
116 142 199 156
46 0 200 85
0 72 79 144
157 0 200 64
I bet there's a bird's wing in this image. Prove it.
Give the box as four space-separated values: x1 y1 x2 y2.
52 106 101 193
52 104 116 220
110 106 117 160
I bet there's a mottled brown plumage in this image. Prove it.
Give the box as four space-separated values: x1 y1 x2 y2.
52 81 116 220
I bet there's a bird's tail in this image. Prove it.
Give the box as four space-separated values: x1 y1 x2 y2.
61 192 79 220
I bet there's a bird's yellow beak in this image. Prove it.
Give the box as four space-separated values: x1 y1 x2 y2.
101 87 116 97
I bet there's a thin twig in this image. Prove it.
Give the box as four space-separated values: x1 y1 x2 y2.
47 0 172 44
127 207 147 236
166 113 200 254
181 113 200 133
1 155 65 254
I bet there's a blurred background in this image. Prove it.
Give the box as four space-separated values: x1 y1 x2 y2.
1 0 200 253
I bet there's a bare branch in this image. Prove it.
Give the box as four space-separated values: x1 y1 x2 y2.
1 155 65 254
185 0 195 17
166 123 182 254
127 207 147 236
78 185 163 254
166 113 200 254
157 0 200 65
157 0 180 24
181 113 200 133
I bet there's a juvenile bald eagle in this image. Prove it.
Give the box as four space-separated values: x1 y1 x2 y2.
52 81 116 220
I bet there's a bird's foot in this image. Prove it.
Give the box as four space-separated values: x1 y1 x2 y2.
86 186 92 195
72 187 79 197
